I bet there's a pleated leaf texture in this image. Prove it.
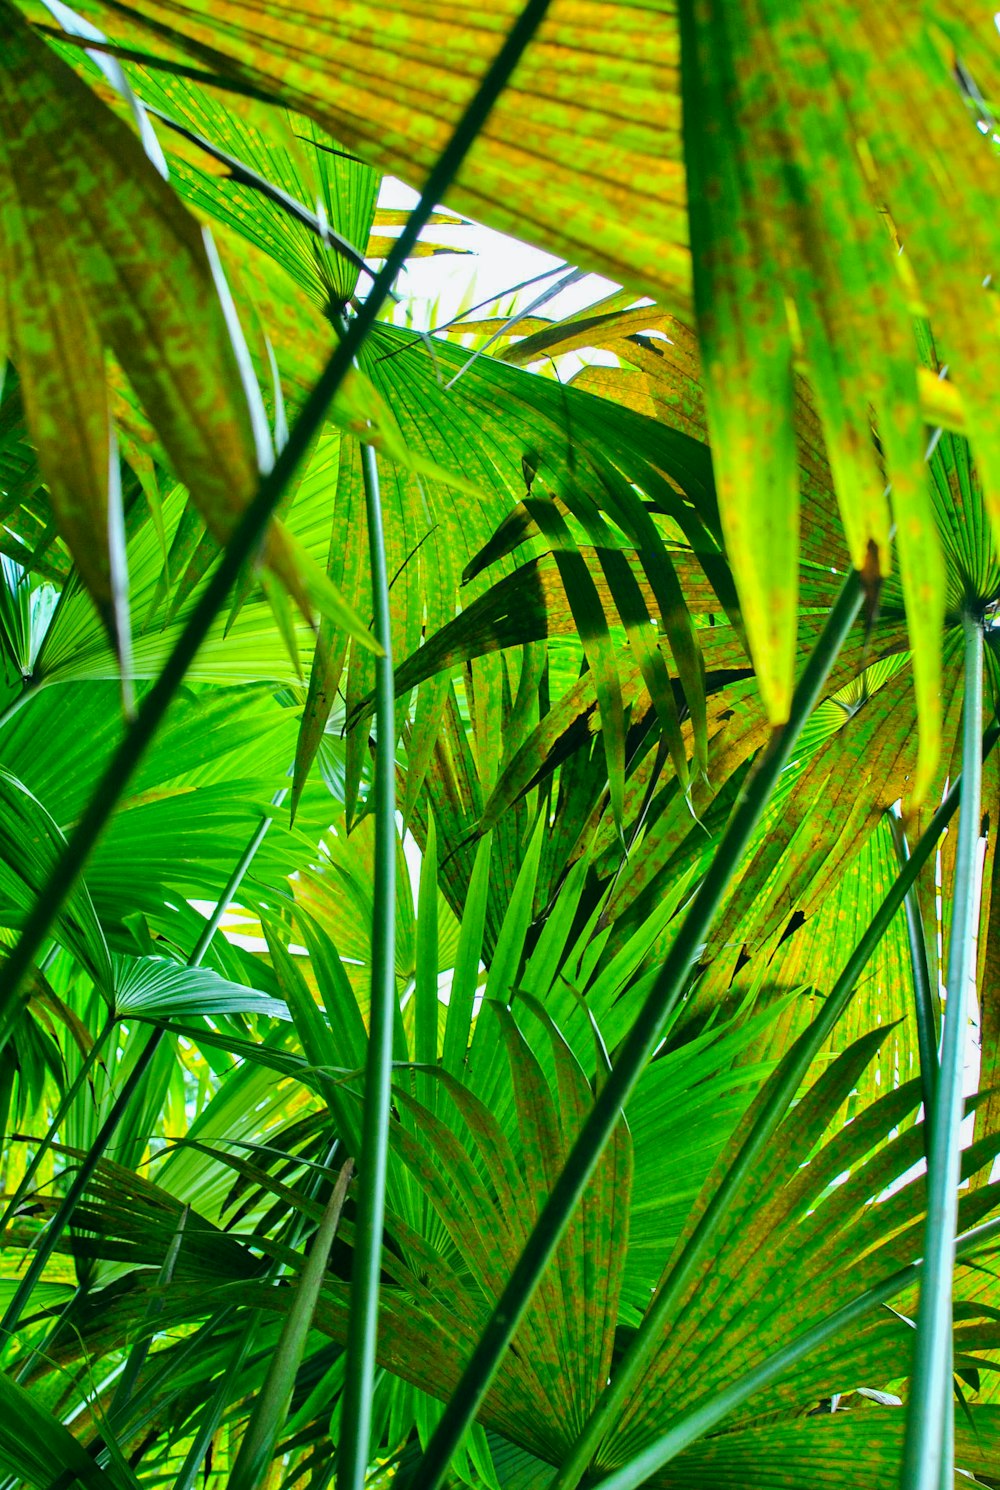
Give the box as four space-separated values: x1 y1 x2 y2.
27 0 1000 789
26 1 687 306
0 0 365 655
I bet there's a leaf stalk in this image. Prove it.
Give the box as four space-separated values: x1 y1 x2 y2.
335 440 396 1490
592 1208 1000 1490
900 609 984 1490
553 708 999 1490
405 570 865 1490
0 778 286 1342
889 804 938 1125
0 0 554 1034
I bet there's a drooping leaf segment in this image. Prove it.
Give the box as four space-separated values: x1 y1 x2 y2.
1 5 1000 1490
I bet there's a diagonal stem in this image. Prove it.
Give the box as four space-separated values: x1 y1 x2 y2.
901 609 984 1490
889 803 938 1126
189 781 288 967
404 570 864 1490
0 781 286 1343
172 1139 343 1490
0 1022 164 1341
229 1160 354 1490
107 1204 189 1423
590 1208 1000 1490
0 0 553 1042
0 1012 116 1239
336 441 396 1490
551 713 1000 1490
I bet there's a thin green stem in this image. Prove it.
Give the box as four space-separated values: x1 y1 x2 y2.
405 571 864 1490
33 24 287 104
229 1161 354 1490
189 782 288 968
0 0 552 1037
107 1205 189 1423
173 1312 253 1490
591 1209 1000 1490
336 441 395 1490
901 610 984 1490
0 781 286 1344
414 814 439 1118
552 715 1000 1490
889 804 938 1123
0 1013 115 1237
13 1283 82 1389
173 1141 342 1490
95 1308 237 1473
940 1393 955 1490
0 1023 163 1340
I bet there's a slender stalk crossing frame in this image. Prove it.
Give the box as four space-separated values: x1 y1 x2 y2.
173 1140 344 1490
552 715 1000 1490
0 783 286 1342
229 1161 354 1490
0 1012 116 1238
173 1318 254 1490
901 610 984 1490
405 569 865 1490
0 0 553 1042
889 804 938 1123
108 1206 189 1424
592 1209 1000 1490
0 1021 163 1341
336 441 396 1490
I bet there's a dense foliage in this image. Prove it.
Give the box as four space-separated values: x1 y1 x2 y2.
2 3 1000 1489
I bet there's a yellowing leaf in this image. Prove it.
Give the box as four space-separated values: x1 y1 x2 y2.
0 176 116 632
0 2 339 637
45 0 692 310
918 364 966 435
